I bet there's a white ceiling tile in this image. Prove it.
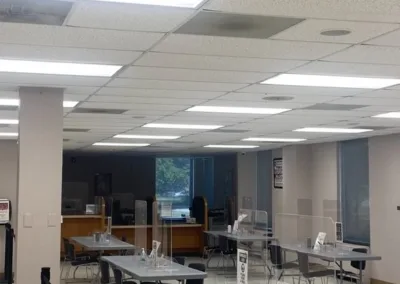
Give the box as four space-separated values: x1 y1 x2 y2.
88 95 205 105
79 102 188 111
123 128 196 136
107 78 247 92
239 84 365 96
323 45 400 65
67 2 195 32
119 66 273 84
351 105 400 113
205 0 400 23
201 99 313 109
96 87 224 99
63 86 99 95
291 61 400 77
330 97 400 106
271 19 398 44
357 90 400 98
0 91 18 99
66 113 135 119
64 94 90 101
218 92 340 103
171 111 256 122
152 34 349 60
135 52 308 72
0 43 142 65
122 109 177 116
366 28 400 47
0 23 164 51
0 73 109 87
284 109 368 118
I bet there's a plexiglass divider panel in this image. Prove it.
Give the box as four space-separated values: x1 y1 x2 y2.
135 200 147 255
152 201 173 268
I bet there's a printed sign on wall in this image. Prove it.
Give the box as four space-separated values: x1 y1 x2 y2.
273 158 283 189
237 249 248 284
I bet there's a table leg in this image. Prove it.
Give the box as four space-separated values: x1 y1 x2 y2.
359 263 363 284
91 251 103 284
339 261 343 284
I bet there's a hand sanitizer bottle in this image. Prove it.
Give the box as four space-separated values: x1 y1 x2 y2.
140 248 146 261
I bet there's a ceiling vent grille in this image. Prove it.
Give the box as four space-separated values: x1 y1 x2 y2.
72 108 128 115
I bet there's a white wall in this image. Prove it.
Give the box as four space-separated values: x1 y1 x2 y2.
0 141 18 274
369 134 400 283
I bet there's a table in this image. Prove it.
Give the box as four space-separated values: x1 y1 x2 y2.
204 230 276 242
70 236 135 251
101 256 207 281
280 243 381 284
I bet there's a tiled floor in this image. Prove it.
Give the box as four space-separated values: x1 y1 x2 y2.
60 256 353 284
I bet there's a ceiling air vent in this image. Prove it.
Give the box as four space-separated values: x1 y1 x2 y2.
0 0 72 26
63 128 90 133
72 108 128 115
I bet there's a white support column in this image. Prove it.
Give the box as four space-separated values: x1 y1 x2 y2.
15 87 63 284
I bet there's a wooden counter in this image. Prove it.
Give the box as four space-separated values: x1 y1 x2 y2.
61 215 104 254
111 224 204 254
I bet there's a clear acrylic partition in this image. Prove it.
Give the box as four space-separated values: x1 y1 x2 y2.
241 196 253 209
134 200 147 255
151 201 173 268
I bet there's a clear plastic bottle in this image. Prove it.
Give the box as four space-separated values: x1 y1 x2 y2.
140 248 147 261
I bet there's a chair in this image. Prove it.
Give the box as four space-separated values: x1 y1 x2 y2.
343 248 368 283
187 263 206 284
297 252 336 284
64 243 98 282
217 235 236 271
267 244 298 283
100 261 111 284
61 238 95 278
112 267 137 284
173 257 186 284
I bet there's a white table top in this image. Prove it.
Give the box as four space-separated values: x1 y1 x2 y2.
101 256 207 281
280 243 381 261
70 236 135 251
204 230 276 242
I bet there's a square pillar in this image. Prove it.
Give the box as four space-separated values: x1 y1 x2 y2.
15 87 63 284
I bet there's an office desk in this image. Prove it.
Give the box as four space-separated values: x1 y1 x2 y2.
280 244 381 284
70 236 135 251
101 256 207 281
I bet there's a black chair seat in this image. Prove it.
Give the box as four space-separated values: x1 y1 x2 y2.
303 269 336 278
71 259 97 266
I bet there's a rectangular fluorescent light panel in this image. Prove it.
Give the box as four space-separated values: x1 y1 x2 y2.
0 99 78 108
0 119 18 125
204 145 259 149
143 123 223 130
93 142 150 147
294 127 372 133
373 112 400 118
0 132 18 137
261 74 400 89
92 0 203 8
243 137 306 142
0 59 122 77
114 134 180 139
186 106 291 115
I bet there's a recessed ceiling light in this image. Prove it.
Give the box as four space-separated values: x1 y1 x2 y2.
0 99 19 106
0 132 18 137
63 101 79 108
186 106 291 115
261 74 400 89
320 29 351 36
0 99 79 108
0 59 121 77
143 123 223 130
242 137 306 142
294 127 372 133
93 142 150 147
373 112 400 118
114 134 180 140
0 119 18 125
204 145 259 149
91 0 203 8
263 96 294 101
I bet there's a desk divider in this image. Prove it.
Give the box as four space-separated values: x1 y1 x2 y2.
135 200 148 255
152 201 173 268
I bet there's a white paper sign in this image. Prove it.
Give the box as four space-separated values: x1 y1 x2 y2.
0 199 10 224
161 203 172 217
150 240 161 258
335 222 343 242
237 249 248 284
314 232 327 251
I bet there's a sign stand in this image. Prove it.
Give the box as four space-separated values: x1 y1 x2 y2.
237 249 248 284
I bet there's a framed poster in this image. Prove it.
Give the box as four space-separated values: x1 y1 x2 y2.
273 158 283 189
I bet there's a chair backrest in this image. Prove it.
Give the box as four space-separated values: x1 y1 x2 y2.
62 238 70 257
297 252 310 275
350 248 367 271
112 267 123 284
66 243 76 260
269 245 283 266
218 235 229 252
187 263 205 284
100 261 110 284
173 257 185 266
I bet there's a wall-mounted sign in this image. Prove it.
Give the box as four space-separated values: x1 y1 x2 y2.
273 158 283 189
0 199 11 224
